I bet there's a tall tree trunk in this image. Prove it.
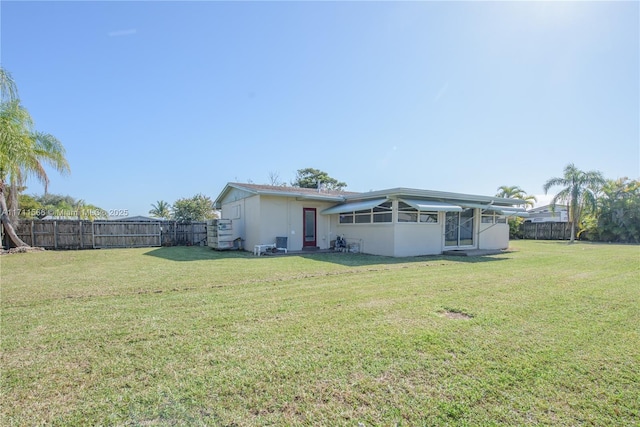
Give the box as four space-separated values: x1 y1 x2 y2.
0 182 28 248
569 221 576 243
569 197 578 243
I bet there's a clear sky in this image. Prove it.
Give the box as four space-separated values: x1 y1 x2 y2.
2 1 638 216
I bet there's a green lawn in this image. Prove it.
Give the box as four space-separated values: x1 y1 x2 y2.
1 241 638 426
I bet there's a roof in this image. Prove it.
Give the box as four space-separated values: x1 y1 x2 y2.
345 187 526 207
214 183 527 209
214 182 355 207
527 204 568 213
120 215 161 221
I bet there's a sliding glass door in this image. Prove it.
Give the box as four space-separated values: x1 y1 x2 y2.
444 209 475 247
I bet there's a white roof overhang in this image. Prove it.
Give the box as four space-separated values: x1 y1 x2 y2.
399 199 463 212
321 199 387 215
460 202 529 217
493 207 530 217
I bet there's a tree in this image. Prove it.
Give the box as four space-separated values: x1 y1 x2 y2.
495 185 537 239
17 194 42 219
495 185 537 208
0 67 18 102
0 95 71 247
73 199 108 220
543 163 605 243
291 167 347 191
29 194 106 220
267 171 286 187
172 194 217 222
595 178 640 243
149 200 172 219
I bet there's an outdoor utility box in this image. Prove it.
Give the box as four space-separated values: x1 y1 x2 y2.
207 219 236 250
276 236 288 250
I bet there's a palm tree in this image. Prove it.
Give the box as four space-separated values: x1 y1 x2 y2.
0 67 18 102
149 200 172 219
495 185 537 208
74 199 108 220
1 73 70 247
543 163 605 243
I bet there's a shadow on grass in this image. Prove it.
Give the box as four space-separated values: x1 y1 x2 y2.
143 246 253 262
144 246 510 266
294 252 511 267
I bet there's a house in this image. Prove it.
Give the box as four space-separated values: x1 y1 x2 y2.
120 215 161 222
525 205 568 223
213 182 528 257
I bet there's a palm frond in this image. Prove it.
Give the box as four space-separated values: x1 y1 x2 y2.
0 67 18 102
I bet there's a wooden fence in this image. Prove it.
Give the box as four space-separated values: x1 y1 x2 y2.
520 222 572 240
12 220 208 250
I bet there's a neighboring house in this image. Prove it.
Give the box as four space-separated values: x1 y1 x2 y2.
525 205 568 223
214 182 528 257
120 216 161 222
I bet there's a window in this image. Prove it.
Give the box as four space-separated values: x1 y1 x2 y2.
482 212 507 223
398 201 417 222
340 214 354 224
339 201 392 224
420 212 438 223
398 201 438 223
354 209 371 223
373 201 392 223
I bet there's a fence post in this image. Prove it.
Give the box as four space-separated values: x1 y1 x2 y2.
79 221 84 249
30 221 35 246
53 221 58 249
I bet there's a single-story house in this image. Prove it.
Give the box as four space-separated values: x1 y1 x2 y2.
213 182 528 257
525 205 569 223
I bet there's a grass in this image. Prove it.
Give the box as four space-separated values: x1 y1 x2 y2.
1 241 639 426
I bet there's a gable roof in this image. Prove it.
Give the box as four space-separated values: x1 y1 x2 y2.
214 182 353 207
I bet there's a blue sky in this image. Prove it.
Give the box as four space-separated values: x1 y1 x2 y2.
2 1 638 216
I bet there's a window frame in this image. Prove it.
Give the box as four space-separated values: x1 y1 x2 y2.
481 214 494 224
338 201 392 225
397 201 439 224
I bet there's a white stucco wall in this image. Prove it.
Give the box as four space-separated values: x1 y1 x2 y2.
335 223 395 257
220 195 260 250
394 222 443 257
478 222 509 250
220 200 245 243
333 210 511 257
228 195 335 250
243 196 261 249
259 196 292 246
335 213 446 257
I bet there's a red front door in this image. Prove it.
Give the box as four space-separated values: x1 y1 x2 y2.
303 208 317 248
